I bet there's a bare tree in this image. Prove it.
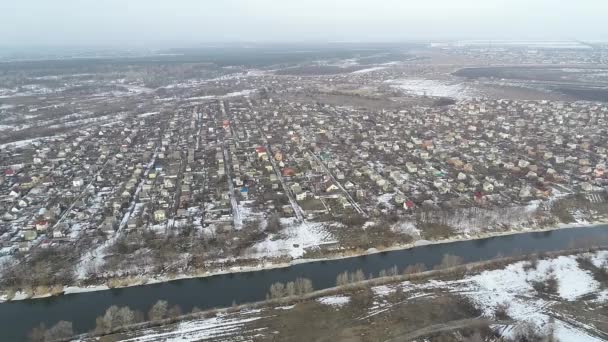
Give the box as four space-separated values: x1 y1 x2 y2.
285 281 296 297
404 263 427 275
27 323 46 342
268 282 285 299
116 306 137 327
336 271 349 286
148 300 169 321
294 278 313 295
350 269 366 283
266 213 282 234
95 305 138 333
44 321 73 341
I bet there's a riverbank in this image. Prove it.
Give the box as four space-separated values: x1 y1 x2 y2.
77 246 608 341
2 224 608 341
2 220 606 304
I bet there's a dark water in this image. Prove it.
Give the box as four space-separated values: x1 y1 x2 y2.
1 225 607 341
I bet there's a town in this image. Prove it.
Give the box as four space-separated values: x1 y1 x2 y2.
0 42 607 295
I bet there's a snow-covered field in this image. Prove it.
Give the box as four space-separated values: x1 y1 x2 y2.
386 78 475 99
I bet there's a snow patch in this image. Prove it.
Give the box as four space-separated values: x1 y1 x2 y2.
249 219 336 259
317 295 350 307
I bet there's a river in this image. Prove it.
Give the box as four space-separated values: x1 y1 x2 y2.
1 225 607 341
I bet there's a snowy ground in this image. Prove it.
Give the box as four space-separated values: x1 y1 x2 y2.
386 78 475 99
366 251 608 341
317 295 351 308
247 218 337 259
351 66 387 74
105 311 266 342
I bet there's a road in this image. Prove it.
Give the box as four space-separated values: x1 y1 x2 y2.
118 150 157 232
308 150 366 216
264 140 304 221
219 101 242 229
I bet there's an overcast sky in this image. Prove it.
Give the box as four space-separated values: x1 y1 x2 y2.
2 0 607 47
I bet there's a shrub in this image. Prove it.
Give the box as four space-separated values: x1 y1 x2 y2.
532 274 558 295
350 286 374 309
494 302 511 320
523 256 539 272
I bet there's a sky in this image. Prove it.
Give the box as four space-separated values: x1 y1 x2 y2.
1 0 607 47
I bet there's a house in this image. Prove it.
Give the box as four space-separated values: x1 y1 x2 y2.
405 162 417 173
482 182 494 193
240 187 249 200
339 196 352 208
344 181 355 190
296 191 310 201
404 200 415 210
255 146 267 158
73 177 84 188
35 220 49 231
22 230 37 241
100 216 117 234
580 182 593 192
282 168 296 177
290 183 303 194
18 199 28 208
127 217 140 230
519 186 532 199
154 209 167 222
325 183 339 192
52 229 66 239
